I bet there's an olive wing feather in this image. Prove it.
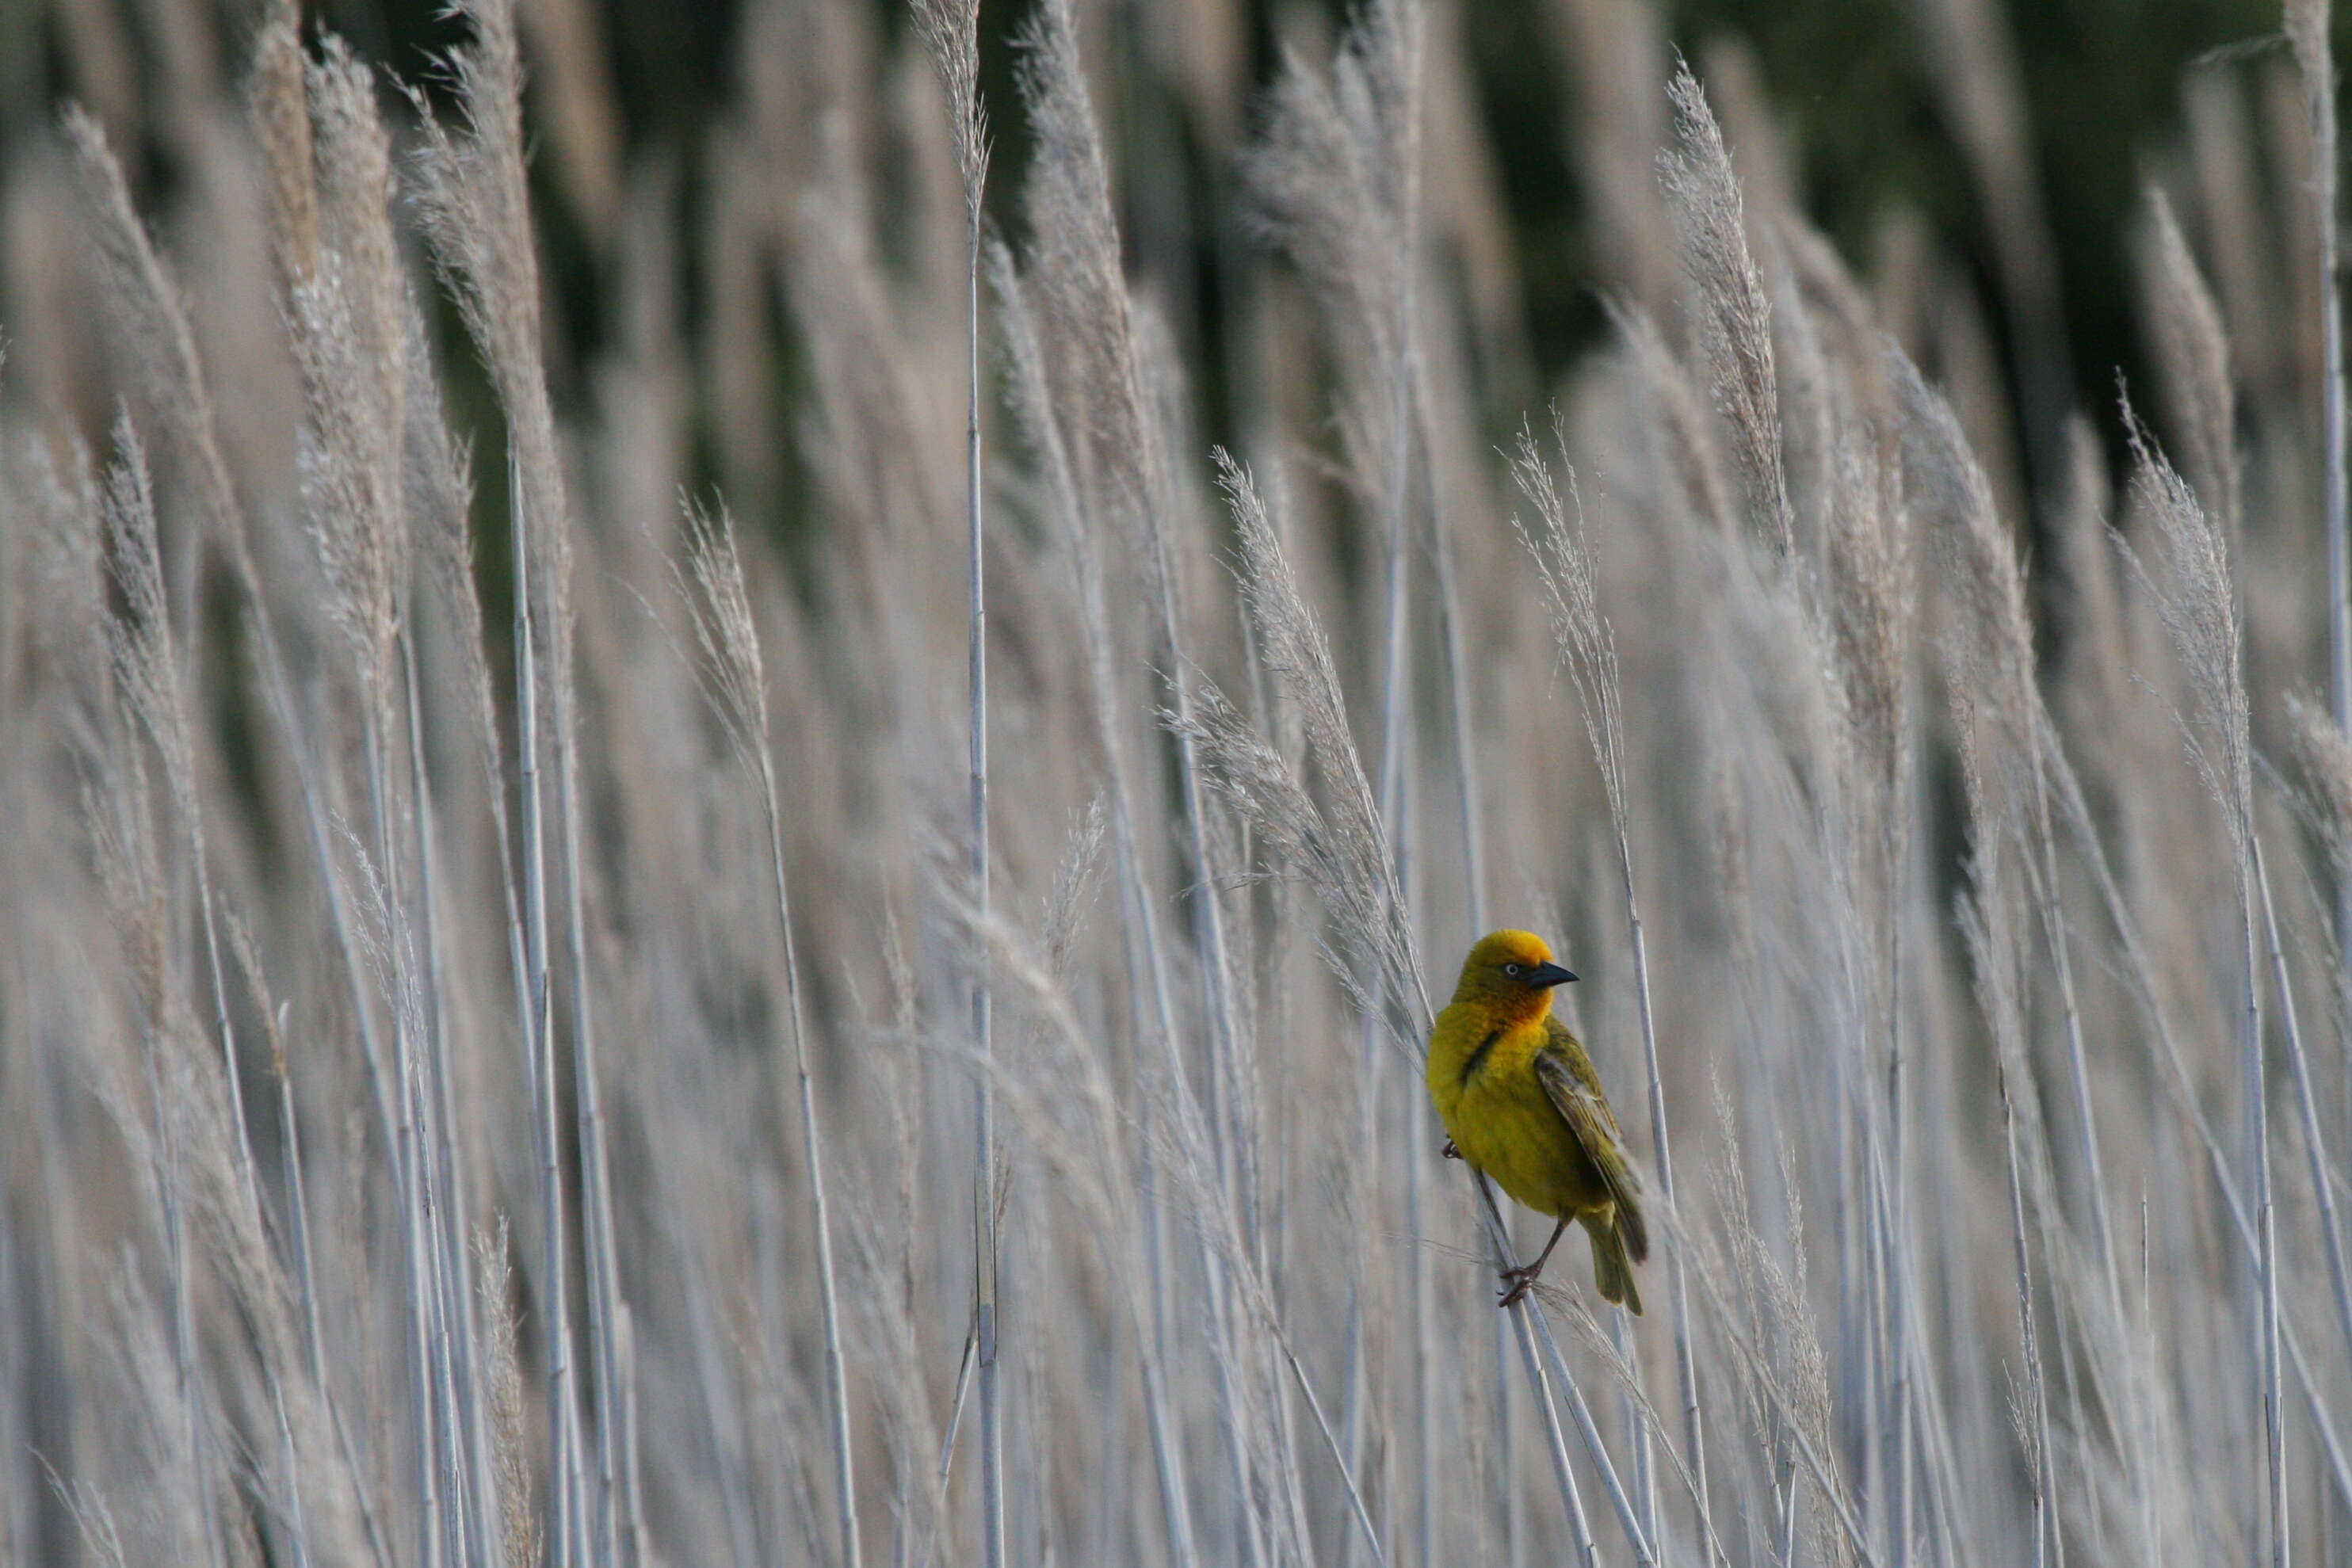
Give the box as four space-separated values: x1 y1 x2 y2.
1534 1020 1649 1264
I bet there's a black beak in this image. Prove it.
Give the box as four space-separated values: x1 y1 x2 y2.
1525 961 1578 989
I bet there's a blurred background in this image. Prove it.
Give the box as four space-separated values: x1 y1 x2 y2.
0 0 2322 552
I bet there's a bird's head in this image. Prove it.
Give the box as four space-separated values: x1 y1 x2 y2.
1451 929 1578 1017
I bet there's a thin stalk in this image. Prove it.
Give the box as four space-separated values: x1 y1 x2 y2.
1886 1017 1913 1568
962 183 1005 1568
1612 1307 1654 1554
1667 1201 1880 1568
191 864 260 1223
277 1057 394 1568
2009 709 2145 1568
1339 265 1409 1568
1471 1178 1597 1568
1999 1069 2054 1568
1516 425 1707 1560
514 453 578 1568
2295 0 2352 994
1831 1032 1864 1536
679 1242 758 1568
753 748 862 1568
2017 670 2128 1348
1430 452 1487 936
2047 709 2352 1513
1880 725 1919 1568
624 1310 650 1566
1415 375 1487 1568
552 641 625 1568
1495 1307 1522 1568
1854 1061 1884 1567
1369 234 1415 1497
1266 1331 1318 1568
1564 1299 1739 1568
1164 674 1259 1568
2232 828 2285 1567
1860 1003 1923 1568
2255 835 2352 1427
1133 1318 1202 1568
1407 1053 1435 1568
1903 1318 1974 1568
1621 866 1709 1558
366 695 444 1568
1428 380 1515 1568
937 1318 976 1496
1015 252 1198 1565
565 1392 593 1568
1099 786 1202 1568
1136 460 1255 1568
149 1029 226 1568
1777 1448 1800 1567
912 9 1000 1556
2287 1313 2352 1505
1365 21 1424 1555
1337 1070 1376 1568
426 1199 469 1568
261 1327 311 1568
1470 1175 1653 1566
238 535 407 1192
1280 1335 1388 1568
1529 1296 1654 1567
1091 163 1254 1567
404 626 503 1568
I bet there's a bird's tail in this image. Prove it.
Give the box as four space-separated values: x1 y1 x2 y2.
1584 1209 1644 1316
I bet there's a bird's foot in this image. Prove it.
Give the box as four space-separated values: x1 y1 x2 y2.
1440 1138 1462 1160
1497 1263 1543 1308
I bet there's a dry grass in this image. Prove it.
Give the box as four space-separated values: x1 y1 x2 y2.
5 3 2352 1567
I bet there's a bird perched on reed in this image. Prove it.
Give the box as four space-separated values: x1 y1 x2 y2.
1427 930 1648 1310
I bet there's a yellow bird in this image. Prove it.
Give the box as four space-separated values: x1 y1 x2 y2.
1427 929 1648 1311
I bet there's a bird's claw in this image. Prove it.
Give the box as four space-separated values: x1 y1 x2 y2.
1497 1265 1541 1308
1440 1139 1462 1160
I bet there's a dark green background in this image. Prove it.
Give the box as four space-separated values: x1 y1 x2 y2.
0 0 2317 492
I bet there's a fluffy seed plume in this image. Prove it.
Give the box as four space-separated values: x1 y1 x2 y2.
1659 59 1791 555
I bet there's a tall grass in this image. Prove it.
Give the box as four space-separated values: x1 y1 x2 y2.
6 2 2352 1566
911 2 989 1564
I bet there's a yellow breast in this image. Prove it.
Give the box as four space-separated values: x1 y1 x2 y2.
1426 1003 1606 1220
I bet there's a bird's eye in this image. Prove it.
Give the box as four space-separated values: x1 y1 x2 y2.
1504 963 1522 977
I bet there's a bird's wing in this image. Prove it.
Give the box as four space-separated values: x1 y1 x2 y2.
1534 1019 1649 1262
